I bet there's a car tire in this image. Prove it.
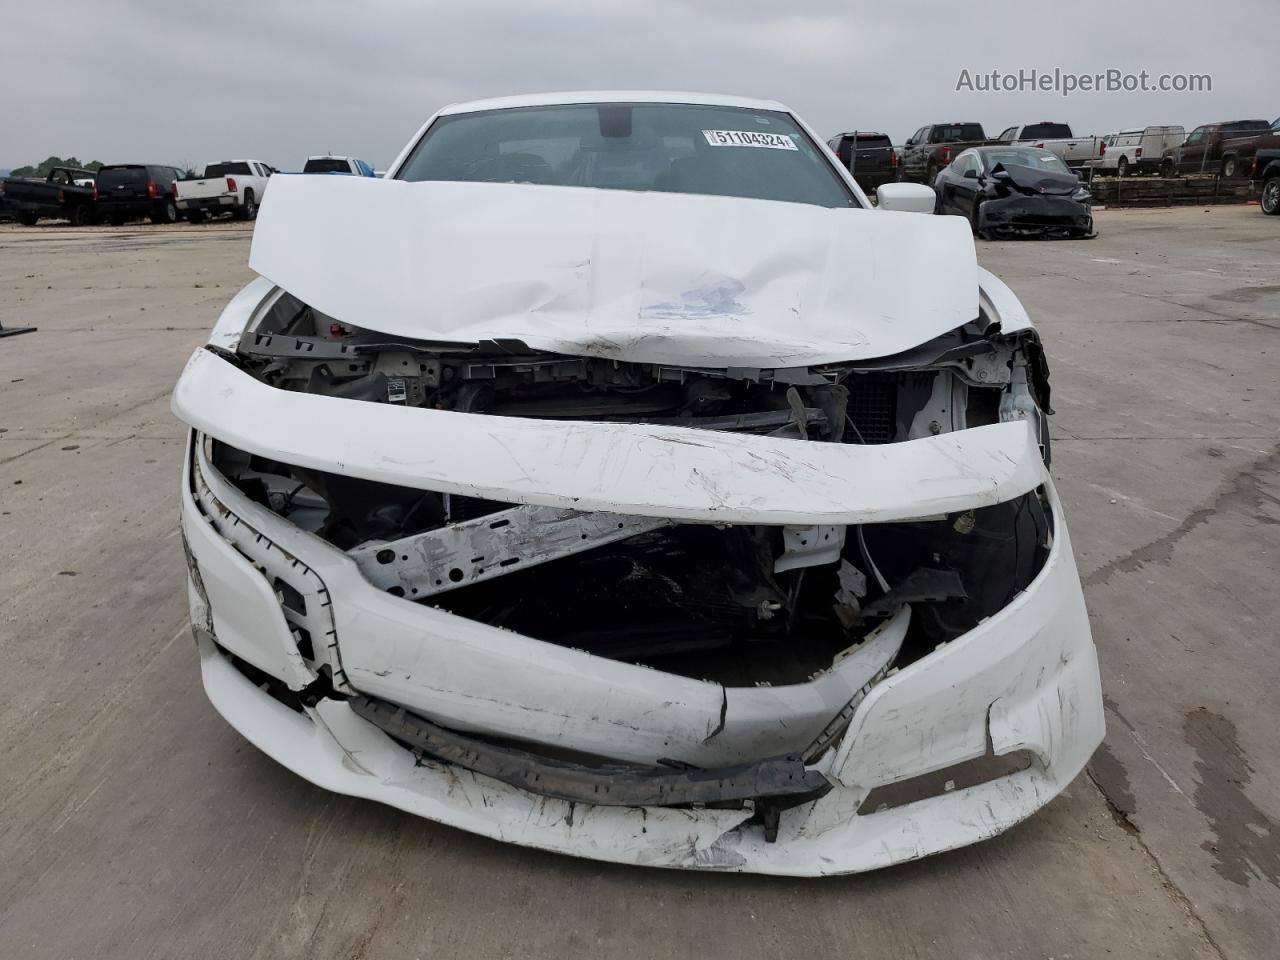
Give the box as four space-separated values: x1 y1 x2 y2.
236 189 257 221
68 205 91 227
17 211 38 226
1160 159 1176 178
1117 157 1129 177
151 200 178 225
1221 157 1237 179
1262 176 1280 215
187 210 206 224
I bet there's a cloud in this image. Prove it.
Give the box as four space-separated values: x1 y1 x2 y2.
4 0 1274 169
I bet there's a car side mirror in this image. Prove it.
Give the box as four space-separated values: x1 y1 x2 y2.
876 182 936 213
963 169 978 179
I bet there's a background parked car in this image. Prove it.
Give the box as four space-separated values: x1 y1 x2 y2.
996 123 1105 172
1160 120 1274 177
301 155 376 176
1088 126 1184 177
826 132 898 191
94 164 182 224
1253 142 1280 214
0 167 97 225
897 123 991 183
933 145 1093 239
176 160 274 222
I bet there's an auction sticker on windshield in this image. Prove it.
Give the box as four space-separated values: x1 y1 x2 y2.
702 130 798 150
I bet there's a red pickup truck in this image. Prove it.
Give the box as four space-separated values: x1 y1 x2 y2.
1160 120 1276 178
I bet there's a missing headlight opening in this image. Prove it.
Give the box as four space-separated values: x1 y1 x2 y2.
210 293 1053 677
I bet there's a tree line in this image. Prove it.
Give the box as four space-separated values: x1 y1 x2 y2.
9 156 105 177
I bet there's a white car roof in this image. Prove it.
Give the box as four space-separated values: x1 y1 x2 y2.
436 90 790 116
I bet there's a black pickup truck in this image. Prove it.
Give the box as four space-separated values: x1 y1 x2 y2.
0 167 97 225
1253 138 1280 214
898 123 993 183
826 132 898 191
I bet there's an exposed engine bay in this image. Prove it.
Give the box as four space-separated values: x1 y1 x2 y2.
208 290 1055 682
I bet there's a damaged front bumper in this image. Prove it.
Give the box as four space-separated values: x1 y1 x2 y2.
175 347 1103 875
978 196 1094 239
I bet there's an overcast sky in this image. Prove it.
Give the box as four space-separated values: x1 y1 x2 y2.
5 0 1276 171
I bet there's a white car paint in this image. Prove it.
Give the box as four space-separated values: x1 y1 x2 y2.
175 346 1044 525
172 91 1104 875
874 182 936 214
247 175 974 368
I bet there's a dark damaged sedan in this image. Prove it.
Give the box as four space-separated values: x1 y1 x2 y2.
933 146 1094 239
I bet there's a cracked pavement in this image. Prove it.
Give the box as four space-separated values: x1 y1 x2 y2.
1 207 1277 958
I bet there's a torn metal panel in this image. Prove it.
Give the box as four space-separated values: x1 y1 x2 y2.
350 695 833 809
348 503 671 598
774 525 846 573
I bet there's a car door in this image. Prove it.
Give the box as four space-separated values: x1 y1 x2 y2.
948 153 982 215
904 127 928 176
1177 127 1209 173
935 152 968 214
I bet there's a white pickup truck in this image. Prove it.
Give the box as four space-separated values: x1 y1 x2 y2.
175 160 274 222
996 123 1105 171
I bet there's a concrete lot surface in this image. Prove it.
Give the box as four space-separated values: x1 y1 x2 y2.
1 206 1276 959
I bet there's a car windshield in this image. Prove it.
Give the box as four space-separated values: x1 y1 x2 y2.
304 158 352 173
396 102 858 208
982 149 1071 175
205 162 252 176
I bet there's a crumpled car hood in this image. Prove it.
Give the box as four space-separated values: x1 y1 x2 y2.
248 176 978 367
994 163 1080 197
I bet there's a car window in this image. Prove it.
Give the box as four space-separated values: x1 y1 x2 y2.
206 162 253 177
96 166 146 188
50 169 70 184
854 135 891 149
304 158 353 173
1185 128 1206 145
1021 123 1072 140
397 102 858 209
999 127 1018 141
1222 121 1270 135
930 124 984 143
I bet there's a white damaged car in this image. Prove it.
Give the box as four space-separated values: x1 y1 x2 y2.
172 92 1104 875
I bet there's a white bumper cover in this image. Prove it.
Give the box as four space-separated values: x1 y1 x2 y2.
175 353 1104 875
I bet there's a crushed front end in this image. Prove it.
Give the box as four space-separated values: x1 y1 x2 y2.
172 279 1103 875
